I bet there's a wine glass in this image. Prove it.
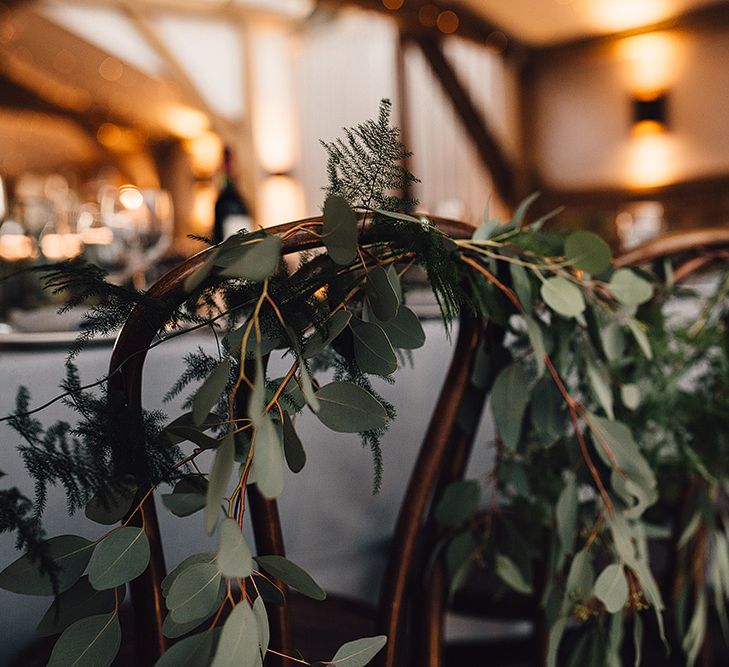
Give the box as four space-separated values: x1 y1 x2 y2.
99 186 174 289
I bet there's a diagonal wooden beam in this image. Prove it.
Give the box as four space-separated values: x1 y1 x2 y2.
409 32 517 208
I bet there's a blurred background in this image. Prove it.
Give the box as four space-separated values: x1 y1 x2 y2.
1 0 729 662
1 0 728 306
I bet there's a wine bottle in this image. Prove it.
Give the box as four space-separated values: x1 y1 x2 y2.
213 148 252 243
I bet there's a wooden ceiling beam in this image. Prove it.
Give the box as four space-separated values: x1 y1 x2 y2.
408 32 517 208
319 0 528 59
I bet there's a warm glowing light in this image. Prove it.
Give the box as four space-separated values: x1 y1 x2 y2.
191 182 217 233
590 0 668 32
165 106 210 140
258 176 305 229
119 186 144 210
40 233 83 260
627 133 678 188
437 10 459 34
419 4 439 27
97 123 122 148
382 0 404 9
632 119 666 138
99 57 124 82
0 221 36 261
618 32 677 97
184 132 223 178
251 27 298 174
0 177 6 220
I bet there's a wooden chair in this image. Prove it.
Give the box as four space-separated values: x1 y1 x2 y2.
107 215 492 667
410 226 729 667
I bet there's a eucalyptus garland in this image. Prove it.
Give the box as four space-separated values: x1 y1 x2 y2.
0 99 726 667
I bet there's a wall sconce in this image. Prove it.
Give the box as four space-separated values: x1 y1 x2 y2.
632 92 668 137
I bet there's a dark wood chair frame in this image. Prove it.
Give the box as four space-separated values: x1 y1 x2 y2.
108 218 729 667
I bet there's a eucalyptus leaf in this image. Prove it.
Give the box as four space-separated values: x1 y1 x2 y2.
586 360 614 420
314 382 388 433
302 311 352 359
255 554 326 600
511 192 540 227
37 576 123 637
323 195 357 265
556 477 578 556
366 266 400 322
47 612 121 667
351 319 398 376
162 552 215 597
210 601 259 667
168 562 222 624
594 563 628 614
491 362 530 450
205 433 235 534
495 554 533 594
252 596 269 656
565 231 612 275
509 263 532 313
599 321 626 362
251 413 285 499
84 477 138 525
620 384 641 410
565 549 595 604
155 631 215 667
609 269 654 306
368 305 425 350
216 518 253 579
329 635 387 666
192 360 231 428
282 412 306 473
0 535 95 596
435 480 480 527
298 358 320 413
541 276 586 318
164 426 220 451
220 234 282 281
524 315 546 377
162 476 209 518
184 248 220 294
626 317 652 359
88 526 150 591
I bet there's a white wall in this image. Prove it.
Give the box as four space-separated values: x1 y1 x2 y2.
534 25 729 190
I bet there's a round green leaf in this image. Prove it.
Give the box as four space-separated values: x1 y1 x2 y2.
255 554 326 601
216 518 253 579
220 234 282 281
210 601 259 667
193 360 231 428
435 480 481 527
252 596 269 655
155 631 215 667
509 263 533 313
251 414 285 500
205 433 235 534
621 384 641 410
556 478 578 556
47 612 121 667
163 580 224 638
282 412 306 473
323 195 357 265
491 363 530 451
84 477 138 525
162 476 209 518
37 576 123 637
314 382 388 433
594 563 629 614
540 276 586 318
565 231 612 275
329 635 388 666
88 526 150 591
302 310 352 359
0 535 95 596
167 562 222 624
495 554 533 595
351 320 398 376
366 266 399 322
367 305 425 350
162 552 215 597
609 268 654 306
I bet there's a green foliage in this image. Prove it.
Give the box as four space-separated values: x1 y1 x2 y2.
1 100 726 667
